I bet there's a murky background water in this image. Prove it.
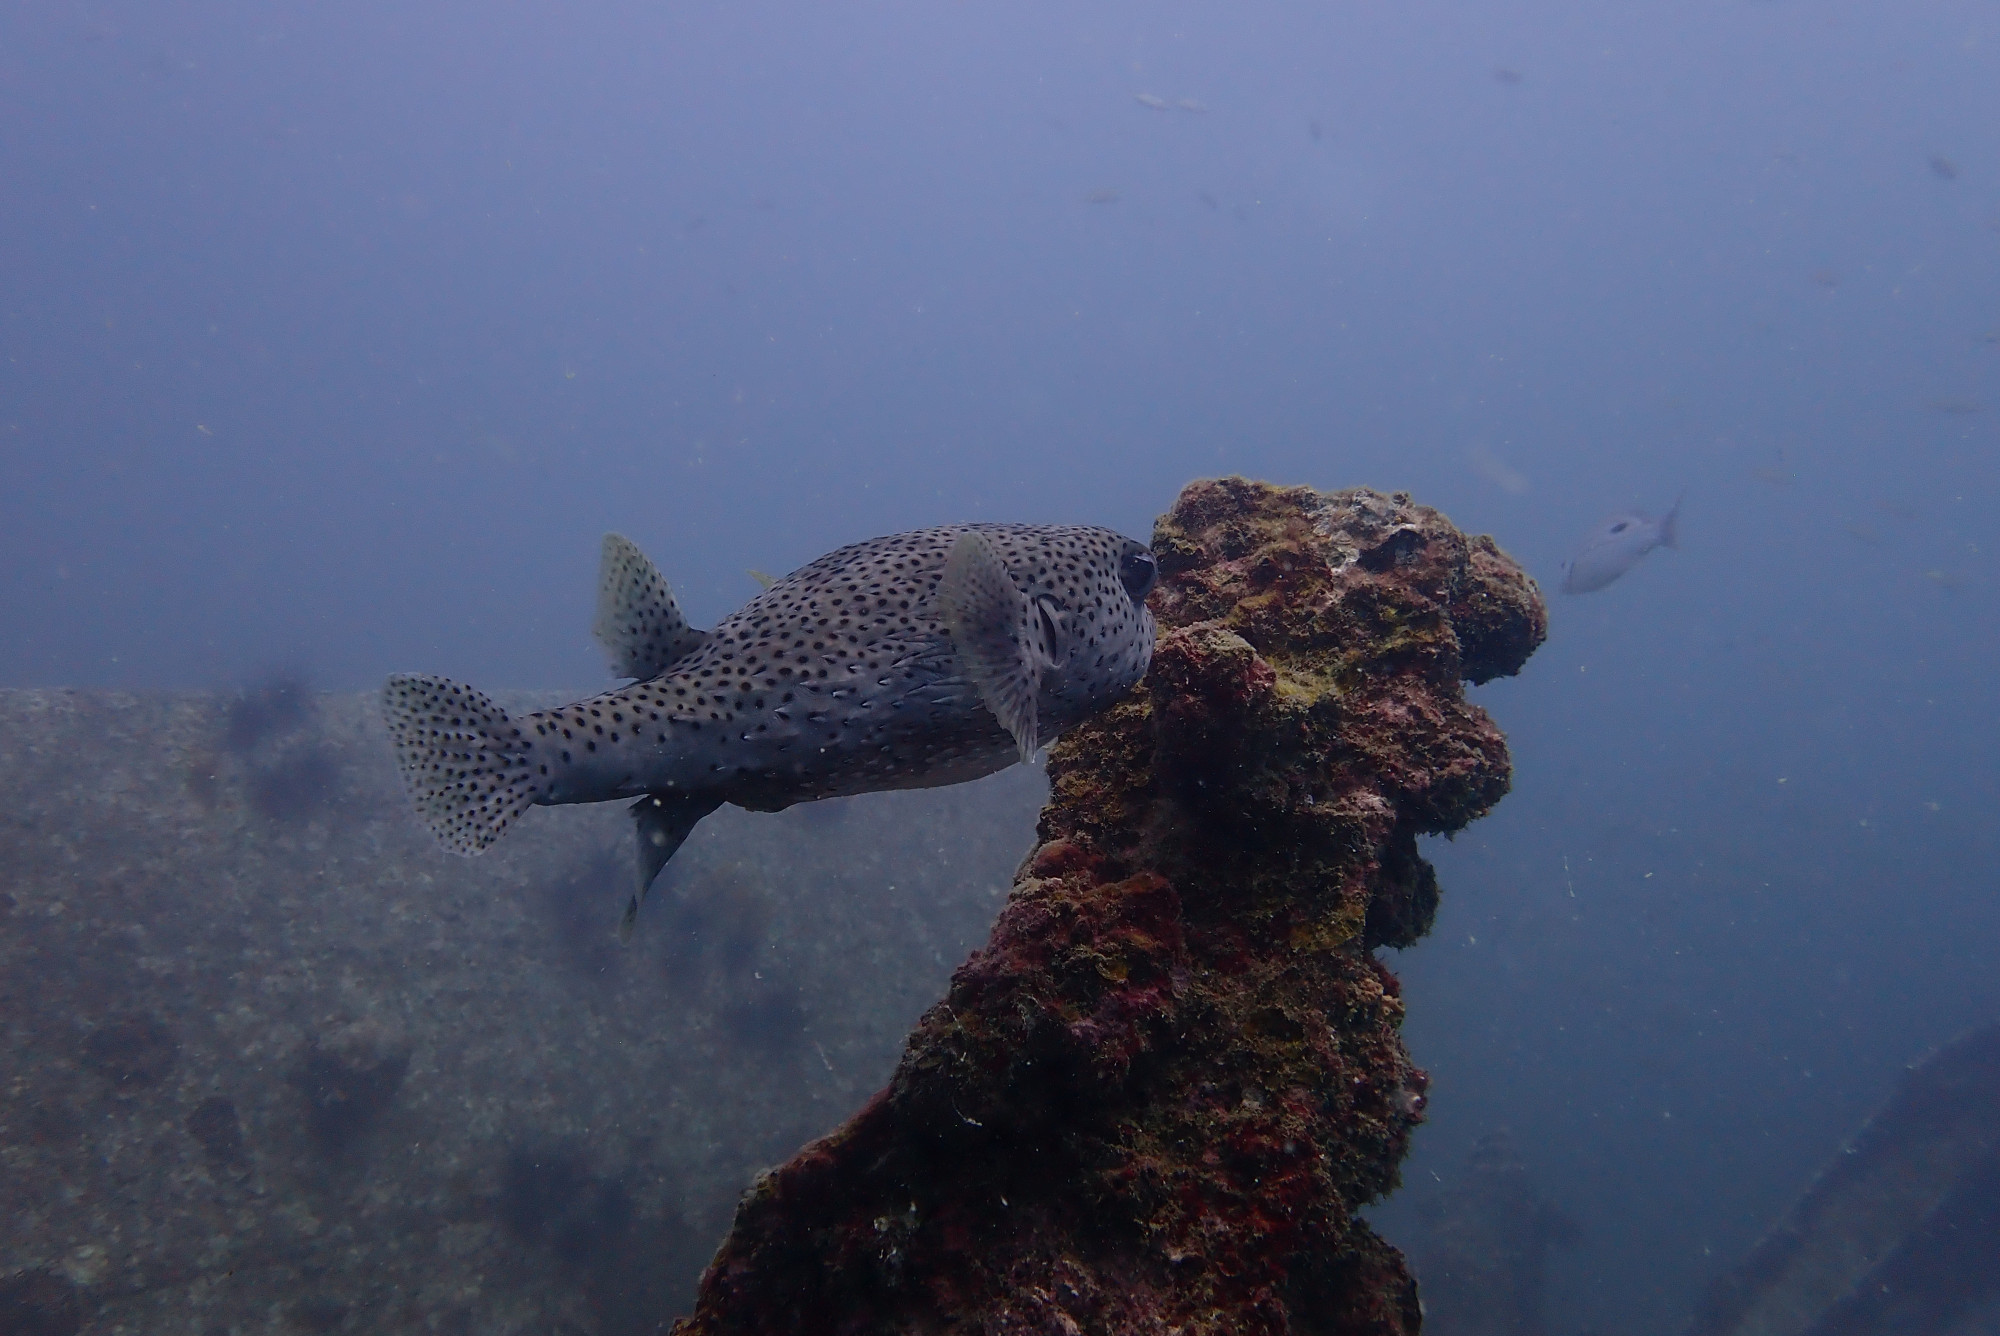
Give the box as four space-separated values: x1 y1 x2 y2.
2 1 1996 1331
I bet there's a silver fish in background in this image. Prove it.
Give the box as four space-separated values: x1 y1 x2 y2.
384 523 1159 934
1560 497 1681 593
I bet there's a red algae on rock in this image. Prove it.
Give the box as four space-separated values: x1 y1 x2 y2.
671 479 1547 1336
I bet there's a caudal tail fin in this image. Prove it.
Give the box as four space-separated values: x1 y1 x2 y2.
1660 493 1684 550
381 674 541 854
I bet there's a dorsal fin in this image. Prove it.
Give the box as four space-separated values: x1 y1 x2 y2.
593 534 707 680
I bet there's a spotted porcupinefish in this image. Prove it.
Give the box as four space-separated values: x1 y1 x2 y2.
383 523 1159 935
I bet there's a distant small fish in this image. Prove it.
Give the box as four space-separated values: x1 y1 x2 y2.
1134 92 1169 109
1560 499 1681 594
1493 67 1524 85
1927 399 1982 415
1977 330 1999 345
1465 441 1530 496
1084 188 1121 205
1809 267 1840 290
384 524 1158 935
1842 522 1881 545
1196 190 1219 209
1308 120 1324 142
1750 449 1795 486
1929 155 1959 181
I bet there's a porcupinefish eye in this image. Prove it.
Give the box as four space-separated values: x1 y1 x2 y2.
1120 548 1159 603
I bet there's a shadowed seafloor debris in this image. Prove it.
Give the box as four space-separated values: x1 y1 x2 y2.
0 678 1046 1332
671 478 1547 1335
1406 1130 1579 1336
1687 1020 2000 1336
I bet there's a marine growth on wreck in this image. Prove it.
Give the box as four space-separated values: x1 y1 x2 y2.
671 477 1548 1335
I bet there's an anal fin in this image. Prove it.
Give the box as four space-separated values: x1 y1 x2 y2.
621 791 723 941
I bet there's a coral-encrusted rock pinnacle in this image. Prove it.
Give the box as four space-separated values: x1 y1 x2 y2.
671 478 1548 1336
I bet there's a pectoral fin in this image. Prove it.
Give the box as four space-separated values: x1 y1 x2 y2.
938 530 1051 762
621 791 722 941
